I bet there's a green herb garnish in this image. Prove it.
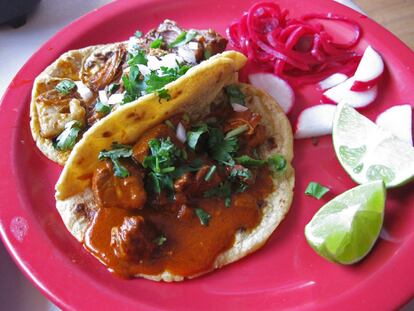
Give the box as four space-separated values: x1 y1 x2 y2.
187 123 208 150
267 154 287 174
150 38 163 49
204 165 217 182
157 88 171 101
55 79 76 95
127 50 148 66
53 120 82 151
225 84 245 105
142 138 183 194
153 234 167 246
169 30 197 48
108 83 120 94
305 182 330 199
195 208 211 226
95 101 111 115
98 143 133 178
225 124 249 139
204 181 232 207
208 127 238 166
235 155 266 167
164 120 175 130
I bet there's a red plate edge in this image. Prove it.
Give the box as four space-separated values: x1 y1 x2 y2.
0 0 414 310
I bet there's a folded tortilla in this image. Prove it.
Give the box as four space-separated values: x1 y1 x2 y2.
55 53 294 281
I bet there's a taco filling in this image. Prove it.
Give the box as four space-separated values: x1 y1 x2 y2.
33 20 227 153
83 85 287 277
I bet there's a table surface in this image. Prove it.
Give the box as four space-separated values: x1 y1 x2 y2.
0 1 412 310
355 0 414 50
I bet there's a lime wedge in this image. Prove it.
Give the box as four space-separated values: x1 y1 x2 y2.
333 103 414 188
305 180 386 264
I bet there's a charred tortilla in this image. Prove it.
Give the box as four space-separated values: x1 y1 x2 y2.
55 57 294 281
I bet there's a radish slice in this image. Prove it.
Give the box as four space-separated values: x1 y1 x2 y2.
376 105 413 145
249 73 295 113
295 104 337 139
318 73 348 91
322 77 377 108
351 46 384 91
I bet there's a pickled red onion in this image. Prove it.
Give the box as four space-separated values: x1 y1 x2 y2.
226 1 362 86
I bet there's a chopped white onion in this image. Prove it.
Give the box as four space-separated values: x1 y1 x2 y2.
107 93 124 106
177 46 196 64
176 122 186 143
74 81 93 102
188 41 199 50
137 64 151 76
98 90 109 104
127 36 140 55
160 53 182 69
147 55 162 71
231 103 248 112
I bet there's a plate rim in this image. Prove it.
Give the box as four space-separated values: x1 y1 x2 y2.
1 0 414 310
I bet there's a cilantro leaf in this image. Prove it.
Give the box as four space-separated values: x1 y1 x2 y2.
204 181 232 207
171 158 203 178
195 208 211 226
187 123 208 150
229 165 252 193
305 182 330 199
53 120 82 151
150 38 163 49
95 101 111 115
157 88 171 101
108 83 120 94
169 30 197 48
128 50 148 66
208 127 238 166
56 79 76 95
225 84 245 105
122 65 146 104
98 143 133 178
142 138 183 194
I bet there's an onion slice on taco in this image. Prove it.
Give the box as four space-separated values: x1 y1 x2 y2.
30 20 236 165
55 59 294 281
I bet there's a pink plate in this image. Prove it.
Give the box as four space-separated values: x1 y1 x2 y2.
1 0 413 310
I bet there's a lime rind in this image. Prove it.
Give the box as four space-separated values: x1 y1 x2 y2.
305 180 386 264
333 103 414 188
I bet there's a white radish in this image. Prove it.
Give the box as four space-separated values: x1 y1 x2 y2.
249 73 295 114
351 46 384 91
318 73 348 91
295 104 337 139
322 77 378 108
376 105 413 145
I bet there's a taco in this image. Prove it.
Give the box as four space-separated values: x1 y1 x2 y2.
30 20 231 165
55 56 294 281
